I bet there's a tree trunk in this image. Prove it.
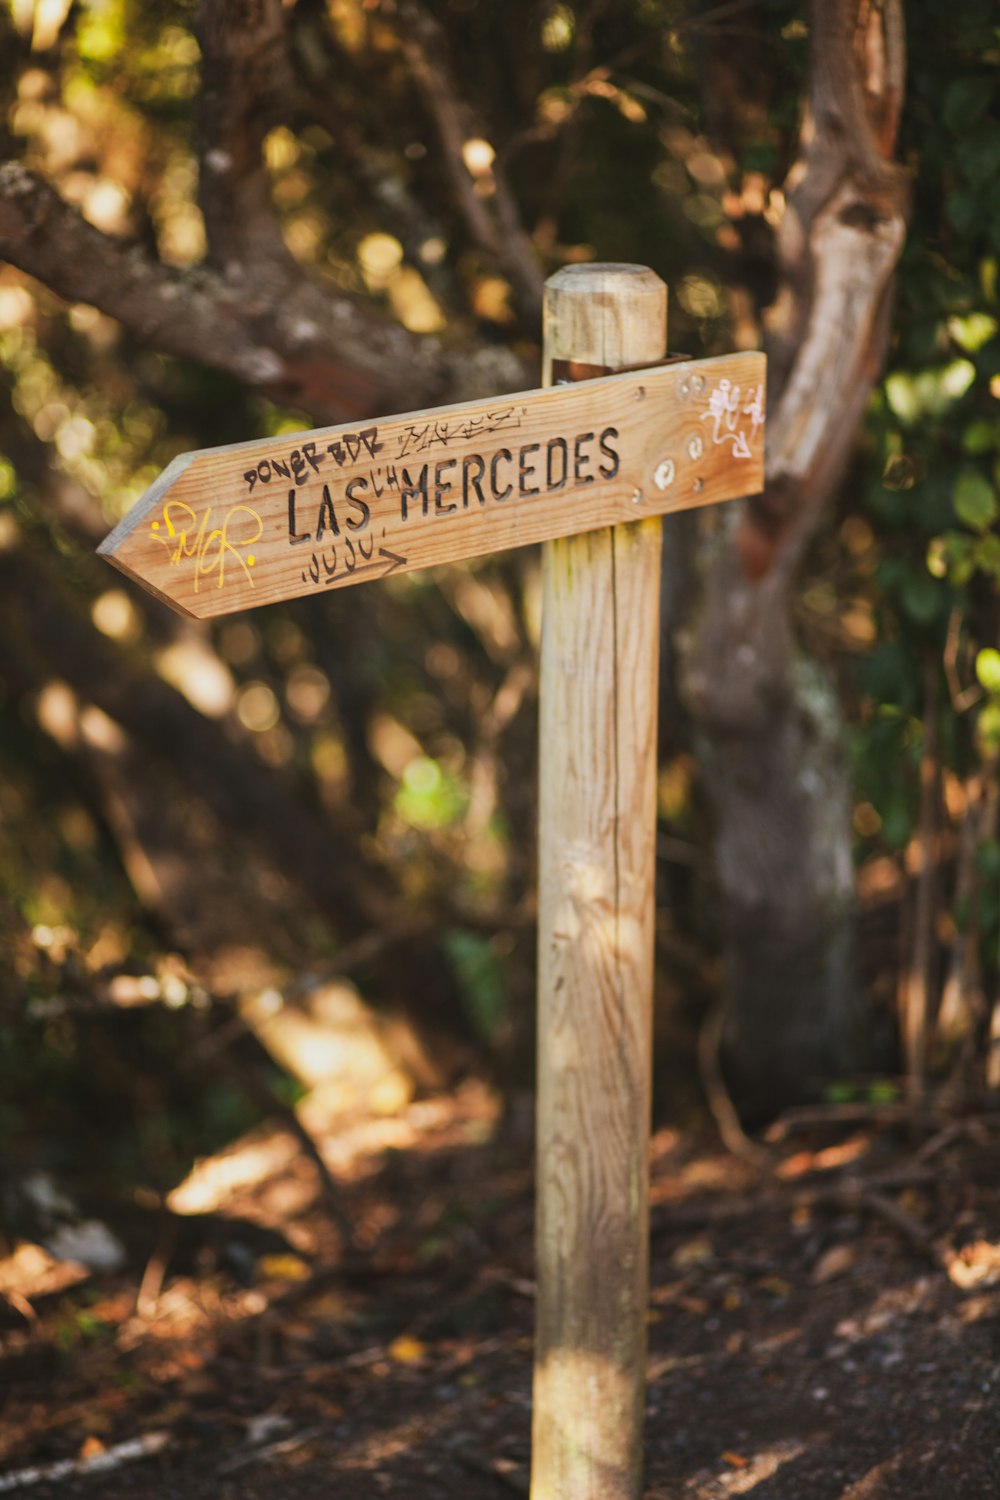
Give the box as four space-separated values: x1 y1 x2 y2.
691 556 866 1118
684 0 908 1116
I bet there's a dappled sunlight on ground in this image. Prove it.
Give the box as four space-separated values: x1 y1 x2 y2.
2 1093 1000 1497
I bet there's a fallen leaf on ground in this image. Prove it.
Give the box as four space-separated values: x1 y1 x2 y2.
812 1243 857 1284
389 1335 427 1364
946 1240 1000 1289
257 1254 310 1282
671 1238 713 1271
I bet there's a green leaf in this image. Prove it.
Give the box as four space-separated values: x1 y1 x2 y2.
875 555 907 592
961 418 1000 455
956 124 1000 186
900 570 942 626
975 648 1000 694
944 530 977 585
977 701 1000 757
943 76 996 132
443 929 508 1043
950 313 1000 355
927 537 948 579
974 532 1000 579
867 483 907 526
953 468 998 530
742 141 775 173
884 371 920 423
859 643 916 709
980 338 1000 381
946 190 979 239
976 840 1000 879
914 475 958 534
882 795 913 852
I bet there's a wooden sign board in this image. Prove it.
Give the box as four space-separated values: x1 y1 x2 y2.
99 351 764 619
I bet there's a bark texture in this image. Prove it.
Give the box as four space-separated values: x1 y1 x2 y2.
685 0 908 1117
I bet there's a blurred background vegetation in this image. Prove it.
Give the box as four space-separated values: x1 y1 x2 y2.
0 0 997 1230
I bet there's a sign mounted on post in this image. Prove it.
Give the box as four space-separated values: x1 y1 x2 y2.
99 262 766 1500
99 351 765 619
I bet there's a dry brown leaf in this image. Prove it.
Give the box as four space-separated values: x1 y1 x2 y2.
671 1238 714 1271
812 1243 858 1284
946 1241 1000 1290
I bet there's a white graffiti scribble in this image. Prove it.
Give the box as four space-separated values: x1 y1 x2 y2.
701 379 763 459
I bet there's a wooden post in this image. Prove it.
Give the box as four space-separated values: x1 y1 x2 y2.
533 264 666 1499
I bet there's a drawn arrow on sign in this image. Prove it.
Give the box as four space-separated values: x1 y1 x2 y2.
376 547 408 578
99 351 765 620
303 546 408 589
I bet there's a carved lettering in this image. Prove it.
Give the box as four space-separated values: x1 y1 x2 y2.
345 477 371 531
546 437 568 491
490 448 514 502
519 443 541 497
315 484 340 541
435 457 457 515
463 454 487 507
598 427 620 480
288 488 310 544
400 464 430 519
573 432 595 485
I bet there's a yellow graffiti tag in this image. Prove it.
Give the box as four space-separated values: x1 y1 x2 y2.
150 501 263 592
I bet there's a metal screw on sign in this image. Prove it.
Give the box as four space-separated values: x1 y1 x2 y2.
99 264 766 1499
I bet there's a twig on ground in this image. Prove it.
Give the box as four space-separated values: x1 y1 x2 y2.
0 1433 170 1494
216 1426 326 1476
454 1446 530 1497
135 1214 176 1319
697 1000 773 1170
765 1100 941 1141
810 1181 946 1268
651 1165 941 1236
0 1289 36 1324
916 1117 993 1161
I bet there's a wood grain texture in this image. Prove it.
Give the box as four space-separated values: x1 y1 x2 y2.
98 352 764 619
531 264 665 1500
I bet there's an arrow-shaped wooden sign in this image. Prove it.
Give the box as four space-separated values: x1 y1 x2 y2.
99 351 764 618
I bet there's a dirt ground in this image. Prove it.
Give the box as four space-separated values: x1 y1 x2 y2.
2 1081 999 1500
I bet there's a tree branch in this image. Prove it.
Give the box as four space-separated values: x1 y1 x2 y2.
757 0 908 561
0 0 534 423
686 0 908 719
394 0 544 324
196 0 299 276
0 162 529 423
695 0 908 611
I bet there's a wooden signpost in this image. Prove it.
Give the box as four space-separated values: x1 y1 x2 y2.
100 263 765 1500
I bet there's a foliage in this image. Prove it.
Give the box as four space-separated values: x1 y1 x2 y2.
0 0 997 1196
853 0 1000 1045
